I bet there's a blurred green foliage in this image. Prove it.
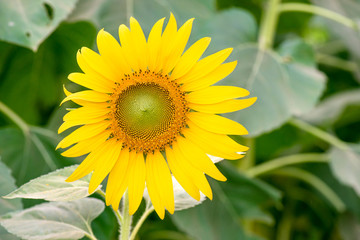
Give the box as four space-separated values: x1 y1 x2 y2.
0 0 360 240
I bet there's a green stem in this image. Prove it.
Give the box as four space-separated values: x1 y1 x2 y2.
258 0 282 50
0 101 29 134
84 233 98 240
129 206 154 240
289 118 349 150
120 191 132 240
246 153 328 177
316 53 358 72
272 167 346 212
279 3 357 30
96 189 123 225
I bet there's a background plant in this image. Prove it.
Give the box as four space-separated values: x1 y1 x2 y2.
0 0 359 239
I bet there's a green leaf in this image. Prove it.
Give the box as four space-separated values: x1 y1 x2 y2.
330 145 360 197
223 43 326 136
303 89 360 127
171 163 281 240
0 159 22 240
68 0 216 35
338 212 360 240
4 165 98 202
0 22 96 124
0 198 103 240
0 127 74 186
0 0 78 51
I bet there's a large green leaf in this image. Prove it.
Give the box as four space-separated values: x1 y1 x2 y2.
0 22 96 124
223 41 326 136
0 159 22 240
4 165 98 202
171 163 281 240
68 0 216 36
0 0 78 51
0 127 75 186
330 145 360 197
0 198 104 240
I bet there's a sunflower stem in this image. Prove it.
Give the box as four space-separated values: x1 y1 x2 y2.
246 153 328 177
120 191 132 240
129 206 154 240
289 118 349 150
96 189 124 225
271 167 346 212
258 0 282 50
0 101 30 135
278 3 357 30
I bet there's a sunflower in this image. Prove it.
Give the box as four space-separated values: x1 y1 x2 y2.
57 13 256 219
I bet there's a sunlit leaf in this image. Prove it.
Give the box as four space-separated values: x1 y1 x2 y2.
4 165 98 202
330 145 360 197
0 198 104 240
0 0 78 51
0 159 22 240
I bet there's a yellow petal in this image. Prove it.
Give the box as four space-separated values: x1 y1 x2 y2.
187 86 250 104
175 137 226 181
153 151 174 214
147 18 165 71
189 98 257 114
63 104 110 121
78 47 119 82
119 24 139 71
56 121 110 150
106 148 130 208
97 29 132 76
188 112 248 135
58 116 105 134
181 61 237 92
88 139 123 193
66 139 113 182
128 152 146 215
68 73 114 93
177 48 233 84
162 18 194 74
172 144 213 199
61 130 110 158
185 121 248 157
61 89 110 106
146 153 165 219
165 146 200 201
130 17 148 70
155 13 177 72
170 37 211 80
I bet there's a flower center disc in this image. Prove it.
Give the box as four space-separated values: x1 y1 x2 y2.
111 71 188 153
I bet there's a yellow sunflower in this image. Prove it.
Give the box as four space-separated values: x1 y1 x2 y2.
57 13 256 219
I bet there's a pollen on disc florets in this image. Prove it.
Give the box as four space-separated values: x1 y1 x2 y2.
109 69 189 153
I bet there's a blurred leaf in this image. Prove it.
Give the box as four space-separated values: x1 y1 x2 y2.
223 41 326 136
0 127 74 186
4 165 99 202
303 89 360 127
277 38 316 67
330 145 360 197
0 198 104 240
338 212 360 240
198 8 257 52
0 22 96 125
0 159 22 240
171 163 281 240
0 0 78 51
68 0 215 36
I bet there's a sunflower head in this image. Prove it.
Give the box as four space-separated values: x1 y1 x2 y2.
57 13 256 219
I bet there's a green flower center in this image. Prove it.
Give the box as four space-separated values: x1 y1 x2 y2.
115 83 174 140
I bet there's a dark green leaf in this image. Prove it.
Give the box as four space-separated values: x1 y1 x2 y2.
171 163 281 240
